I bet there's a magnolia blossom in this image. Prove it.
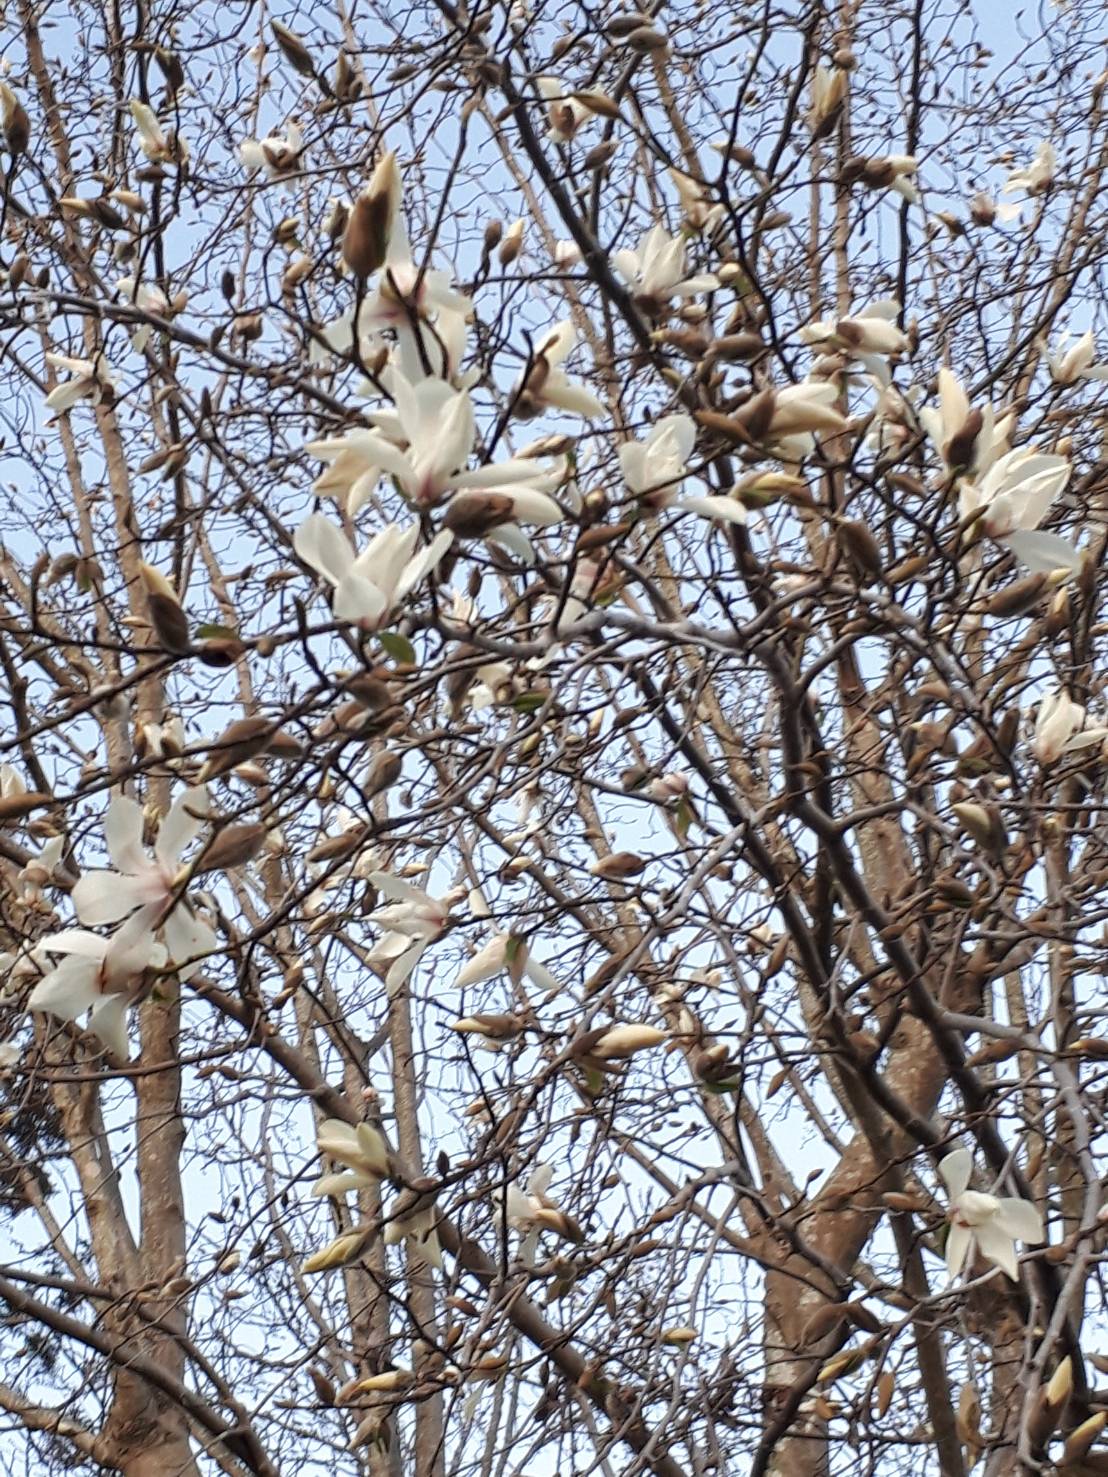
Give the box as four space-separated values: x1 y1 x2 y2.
239 121 303 177
129 99 186 165
1047 330 1108 385
669 168 724 233
71 789 216 972
293 513 453 627
44 351 117 414
514 322 605 420
939 1149 1043 1281
117 276 170 353
28 910 166 1059
619 416 748 524
799 299 908 359
317 158 471 380
960 446 1079 573
308 374 539 510
367 871 464 989
918 368 1014 477
17 835 65 903
311 1118 390 1197
612 225 718 313
1002 140 1056 197
537 76 597 143
1032 690 1108 765
502 1164 581 1261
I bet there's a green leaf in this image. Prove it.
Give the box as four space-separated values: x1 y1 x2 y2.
195 622 238 640
511 691 549 714
378 631 416 664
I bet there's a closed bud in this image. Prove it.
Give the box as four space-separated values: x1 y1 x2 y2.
0 84 30 156
588 851 647 880
196 823 267 874
589 1023 668 1059
270 20 317 77
443 492 516 538
343 152 401 279
301 1227 372 1273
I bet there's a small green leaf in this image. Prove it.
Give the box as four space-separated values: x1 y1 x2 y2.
378 631 416 664
511 691 549 714
195 622 238 640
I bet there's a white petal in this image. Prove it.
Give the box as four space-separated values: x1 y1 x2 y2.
155 786 209 870
675 495 749 525
385 940 426 993
333 574 389 626
87 993 130 1059
294 514 356 587
993 1196 1044 1244
73 870 163 925
975 1219 1019 1280
28 959 99 1019
368 871 436 906
104 795 148 874
945 1221 971 1279
394 529 455 601
454 936 508 989
36 929 108 961
312 1170 369 1197
163 905 217 977
999 530 1083 575
939 1149 972 1199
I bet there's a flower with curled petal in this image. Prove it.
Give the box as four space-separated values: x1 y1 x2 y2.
939 1149 1043 1282
293 514 453 627
612 225 718 315
71 788 216 975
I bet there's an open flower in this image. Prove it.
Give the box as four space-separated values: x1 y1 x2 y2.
939 1149 1043 1282
1032 690 1108 765
309 375 538 510
612 225 718 315
501 1164 583 1261
28 909 167 1059
293 513 453 627
44 351 117 414
960 447 1079 573
71 789 216 973
800 299 908 358
537 76 597 143
312 1118 391 1197
239 121 303 178
918 369 1014 477
620 415 748 524
1002 140 1056 198
513 322 604 420
367 871 465 989
129 99 186 165
1047 329 1108 386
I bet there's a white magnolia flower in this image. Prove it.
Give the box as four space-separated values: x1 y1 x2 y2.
308 375 537 511
293 513 453 627
18 835 65 902
553 239 582 267
71 789 216 974
669 168 724 233
28 909 167 1059
129 100 187 165
44 351 117 414
311 1118 390 1197
514 322 605 420
367 871 464 989
612 225 718 313
1047 329 1108 386
620 415 748 524
918 369 1014 477
799 299 908 358
1032 690 1108 765
501 1164 580 1261
939 1149 1043 1282
537 76 596 143
239 121 303 177
117 276 170 353
960 447 1079 573
1002 140 1056 197
809 65 847 133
